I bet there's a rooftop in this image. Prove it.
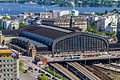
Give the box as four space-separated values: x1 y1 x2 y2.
0 49 12 54
2 24 75 39
17 37 48 48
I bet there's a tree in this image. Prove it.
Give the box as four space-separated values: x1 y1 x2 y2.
87 25 93 31
39 73 50 80
24 70 28 73
19 60 24 67
105 10 108 14
12 26 15 30
19 22 26 28
3 16 12 20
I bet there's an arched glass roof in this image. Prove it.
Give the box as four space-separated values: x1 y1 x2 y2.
20 31 53 46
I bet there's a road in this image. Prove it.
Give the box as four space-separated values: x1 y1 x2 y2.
20 56 60 80
19 71 37 80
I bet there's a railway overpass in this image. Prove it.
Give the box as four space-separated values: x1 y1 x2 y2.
48 56 120 64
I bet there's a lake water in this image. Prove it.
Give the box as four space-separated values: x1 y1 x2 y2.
0 3 120 15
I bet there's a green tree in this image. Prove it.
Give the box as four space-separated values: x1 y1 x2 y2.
19 22 26 28
3 16 12 20
24 70 28 73
87 25 93 31
39 73 50 80
105 10 108 14
19 60 24 67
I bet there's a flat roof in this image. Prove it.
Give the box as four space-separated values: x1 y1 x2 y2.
0 49 12 54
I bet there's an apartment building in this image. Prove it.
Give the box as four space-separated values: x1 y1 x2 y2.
0 45 19 80
2 20 19 30
41 16 87 32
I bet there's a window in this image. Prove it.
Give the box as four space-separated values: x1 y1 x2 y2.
3 55 5 57
0 60 1 62
7 69 9 72
3 65 5 67
7 60 9 62
3 69 5 72
11 73 13 77
7 55 9 57
3 60 5 62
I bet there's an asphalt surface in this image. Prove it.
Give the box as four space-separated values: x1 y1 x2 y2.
19 71 37 80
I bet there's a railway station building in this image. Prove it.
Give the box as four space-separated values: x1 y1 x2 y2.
2 24 109 58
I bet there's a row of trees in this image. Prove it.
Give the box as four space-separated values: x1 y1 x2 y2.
87 25 116 39
0 16 26 30
39 73 50 80
1 0 120 7
33 0 120 7
46 68 68 80
19 60 29 74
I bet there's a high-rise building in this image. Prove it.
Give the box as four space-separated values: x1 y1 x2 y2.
0 45 19 80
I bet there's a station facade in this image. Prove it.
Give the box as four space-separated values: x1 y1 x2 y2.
3 24 109 57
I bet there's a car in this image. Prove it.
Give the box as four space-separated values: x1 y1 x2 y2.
28 68 30 70
38 70 41 73
46 74 51 78
28 67 33 70
52 77 55 79
41 71 45 74
35 68 37 71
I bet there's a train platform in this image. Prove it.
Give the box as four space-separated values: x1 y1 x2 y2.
111 63 120 67
50 63 79 80
93 64 120 73
67 62 100 80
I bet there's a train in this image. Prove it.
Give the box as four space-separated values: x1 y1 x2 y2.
64 56 80 60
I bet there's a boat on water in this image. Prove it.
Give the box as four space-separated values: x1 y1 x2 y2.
42 6 45 8
46 8 48 11
8 9 10 11
1 8 3 11
24 1 37 4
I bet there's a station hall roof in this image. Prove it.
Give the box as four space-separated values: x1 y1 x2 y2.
2 24 78 40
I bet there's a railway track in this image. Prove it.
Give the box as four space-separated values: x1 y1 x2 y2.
83 65 113 80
